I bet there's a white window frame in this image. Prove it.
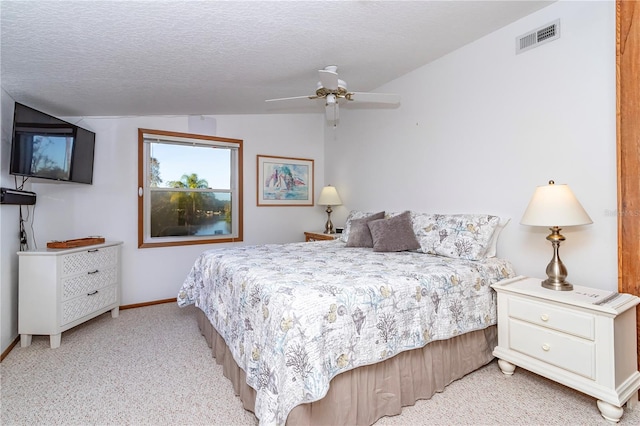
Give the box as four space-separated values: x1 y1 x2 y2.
138 128 243 248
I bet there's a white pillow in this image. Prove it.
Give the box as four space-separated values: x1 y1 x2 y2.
482 217 510 258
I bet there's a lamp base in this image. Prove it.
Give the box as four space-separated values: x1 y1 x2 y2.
324 227 335 235
324 206 335 234
541 279 573 291
541 226 573 291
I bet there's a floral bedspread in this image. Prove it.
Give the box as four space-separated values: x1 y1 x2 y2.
177 240 514 425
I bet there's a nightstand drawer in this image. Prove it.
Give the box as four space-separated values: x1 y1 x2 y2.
509 319 596 379
508 297 595 340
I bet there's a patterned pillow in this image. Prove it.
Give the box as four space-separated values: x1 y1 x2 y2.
341 211 384 243
346 212 386 247
412 213 500 260
368 211 421 252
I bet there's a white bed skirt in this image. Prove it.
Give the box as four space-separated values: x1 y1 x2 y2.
196 309 497 425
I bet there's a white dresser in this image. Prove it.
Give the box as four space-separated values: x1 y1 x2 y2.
18 241 123 348
492 276 640 422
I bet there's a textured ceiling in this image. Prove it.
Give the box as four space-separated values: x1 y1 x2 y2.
0 1 553 117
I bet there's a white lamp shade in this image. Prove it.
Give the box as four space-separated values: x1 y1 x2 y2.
318 185 342 206
521 182 592 227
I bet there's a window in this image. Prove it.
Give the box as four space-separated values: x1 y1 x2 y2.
138 128 243 248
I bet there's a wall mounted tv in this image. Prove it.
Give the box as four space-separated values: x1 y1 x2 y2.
10 102 95 184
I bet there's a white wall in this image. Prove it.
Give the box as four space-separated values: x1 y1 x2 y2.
27 113 326 306
327 1 617 291
0 90 21 353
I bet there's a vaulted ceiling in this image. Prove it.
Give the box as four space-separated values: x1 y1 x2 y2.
0 1 553 117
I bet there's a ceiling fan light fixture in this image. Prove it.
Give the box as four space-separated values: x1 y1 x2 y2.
326 101 339 122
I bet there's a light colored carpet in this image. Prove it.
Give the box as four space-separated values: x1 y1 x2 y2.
1 302 638 426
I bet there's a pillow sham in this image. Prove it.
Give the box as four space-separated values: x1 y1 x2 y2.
368 211 420 252
346 211 386 247
482 217 510 258
413 213 500 260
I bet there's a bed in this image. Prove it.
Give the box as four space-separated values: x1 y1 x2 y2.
177 211 515 425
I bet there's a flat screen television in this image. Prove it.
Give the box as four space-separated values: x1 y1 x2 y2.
10 102 95 184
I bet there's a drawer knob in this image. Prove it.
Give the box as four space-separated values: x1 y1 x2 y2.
87 290 99 296
540 313 549 322
542 344 550 351
88 270 99 275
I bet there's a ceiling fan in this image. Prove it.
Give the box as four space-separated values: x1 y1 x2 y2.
266 65 401 123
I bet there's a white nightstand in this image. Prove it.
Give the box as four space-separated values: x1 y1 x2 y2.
492 276 640 423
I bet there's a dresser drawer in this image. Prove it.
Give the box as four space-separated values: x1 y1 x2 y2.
61 246 118 277
61 265 118 301
61 285 117 326
509 319 596 379
508 297 595 340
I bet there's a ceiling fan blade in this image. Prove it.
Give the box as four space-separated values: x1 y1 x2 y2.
346 92 401 104
265 95 317 103
318 69 339 91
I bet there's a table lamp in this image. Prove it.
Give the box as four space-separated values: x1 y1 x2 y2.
318 185 342 234
520 180 592 291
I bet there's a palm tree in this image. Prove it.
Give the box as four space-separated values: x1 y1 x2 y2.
167 173 209 231
149 157 162 187
168 173 209 190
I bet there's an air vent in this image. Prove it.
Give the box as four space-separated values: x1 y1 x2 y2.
516 19 560 54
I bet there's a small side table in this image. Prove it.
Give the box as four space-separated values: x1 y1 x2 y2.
492 275 640 423
304 231 340 242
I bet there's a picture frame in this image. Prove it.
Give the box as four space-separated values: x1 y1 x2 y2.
257 155 314 206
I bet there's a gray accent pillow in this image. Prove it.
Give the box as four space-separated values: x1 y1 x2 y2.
346 211 385 247
368 211 421 252
341 210 380 243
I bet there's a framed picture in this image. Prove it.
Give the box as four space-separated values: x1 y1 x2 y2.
257 155 314 206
